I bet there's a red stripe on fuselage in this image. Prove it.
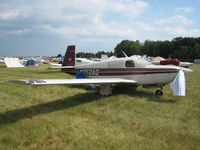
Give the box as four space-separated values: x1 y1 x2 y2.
99 71 178 76
99 68 177 71
62 68 178 76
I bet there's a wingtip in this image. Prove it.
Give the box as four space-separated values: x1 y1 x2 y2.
8 79 32 85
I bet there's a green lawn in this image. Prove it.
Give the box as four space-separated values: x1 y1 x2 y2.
0 63 200 150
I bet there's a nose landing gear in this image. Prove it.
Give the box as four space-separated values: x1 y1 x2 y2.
155 90 163 96
155 85 164 96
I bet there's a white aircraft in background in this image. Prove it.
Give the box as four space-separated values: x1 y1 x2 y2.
10 45 192 96
150 57 193 68
50 58 93 67
179 62 193 68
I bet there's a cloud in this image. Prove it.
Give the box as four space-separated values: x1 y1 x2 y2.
175 7 194 13
0 28 29 35
163 27 187 35
154 15 200 38
0 0 199 45
0 10 20 20
162 27 200 37
155 15 194 26
135 21 155 31
0 0 150 42
0 0 148 21
38 21 138 41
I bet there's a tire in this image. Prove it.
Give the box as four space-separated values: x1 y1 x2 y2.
155 90 163 96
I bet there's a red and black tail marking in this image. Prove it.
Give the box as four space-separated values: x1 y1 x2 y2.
62 45 75 66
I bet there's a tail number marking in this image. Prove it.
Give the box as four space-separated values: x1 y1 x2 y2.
80 69 99 76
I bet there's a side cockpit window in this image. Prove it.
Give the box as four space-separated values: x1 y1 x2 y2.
125 60 135 67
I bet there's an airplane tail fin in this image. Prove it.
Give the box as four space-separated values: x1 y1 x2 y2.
62 45 75 66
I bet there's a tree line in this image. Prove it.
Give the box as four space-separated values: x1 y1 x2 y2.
75 37 200 60
76 51 115 58
114 37 200 60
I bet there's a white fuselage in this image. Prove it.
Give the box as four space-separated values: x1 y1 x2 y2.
67 57 192 86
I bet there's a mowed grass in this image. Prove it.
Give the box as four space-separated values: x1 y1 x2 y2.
0 63 200 150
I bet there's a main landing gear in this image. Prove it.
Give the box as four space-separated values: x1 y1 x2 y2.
155 86 163 96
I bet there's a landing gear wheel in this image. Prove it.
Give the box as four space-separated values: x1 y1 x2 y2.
155 90 163 96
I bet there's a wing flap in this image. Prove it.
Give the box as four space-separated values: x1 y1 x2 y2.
9 78 136 85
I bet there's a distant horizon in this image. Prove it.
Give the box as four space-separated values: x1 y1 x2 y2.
1 0 200 56
1 36 200 57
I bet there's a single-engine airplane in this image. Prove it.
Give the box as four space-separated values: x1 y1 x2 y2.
10 45 192 96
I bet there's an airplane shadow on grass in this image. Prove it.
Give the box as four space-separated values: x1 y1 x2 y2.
112 85 177 103
0 86 176 126
37 70 62 74
0 92 101 126
57 84 177 104
0 66 6 69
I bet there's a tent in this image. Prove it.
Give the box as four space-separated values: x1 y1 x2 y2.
4 58 24 68
26 59 37 66
152 57 165 61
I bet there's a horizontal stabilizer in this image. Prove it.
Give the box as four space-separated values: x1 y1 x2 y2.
9 78 136 85
49 63 62 66
49 66 74 69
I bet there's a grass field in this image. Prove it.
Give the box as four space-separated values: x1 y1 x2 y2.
0 63 200 150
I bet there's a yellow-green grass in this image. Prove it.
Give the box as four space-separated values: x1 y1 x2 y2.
0 63 199 150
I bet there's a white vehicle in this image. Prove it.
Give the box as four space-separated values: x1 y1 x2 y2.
10 45 192 96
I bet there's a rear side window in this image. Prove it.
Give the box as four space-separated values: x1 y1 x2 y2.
125 60 135 67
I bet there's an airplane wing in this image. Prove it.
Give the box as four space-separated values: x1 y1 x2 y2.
9 78 136 85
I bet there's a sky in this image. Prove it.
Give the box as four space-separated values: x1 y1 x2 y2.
0 0 200 56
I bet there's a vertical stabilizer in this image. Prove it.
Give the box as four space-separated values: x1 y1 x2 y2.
62 45 75 66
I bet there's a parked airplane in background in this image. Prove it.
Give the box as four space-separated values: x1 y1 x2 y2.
50 58 93 67
179 62 193 68
151 57 193 68
10 45 192 96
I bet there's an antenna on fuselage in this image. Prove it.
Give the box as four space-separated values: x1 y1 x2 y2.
122 51 128 58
